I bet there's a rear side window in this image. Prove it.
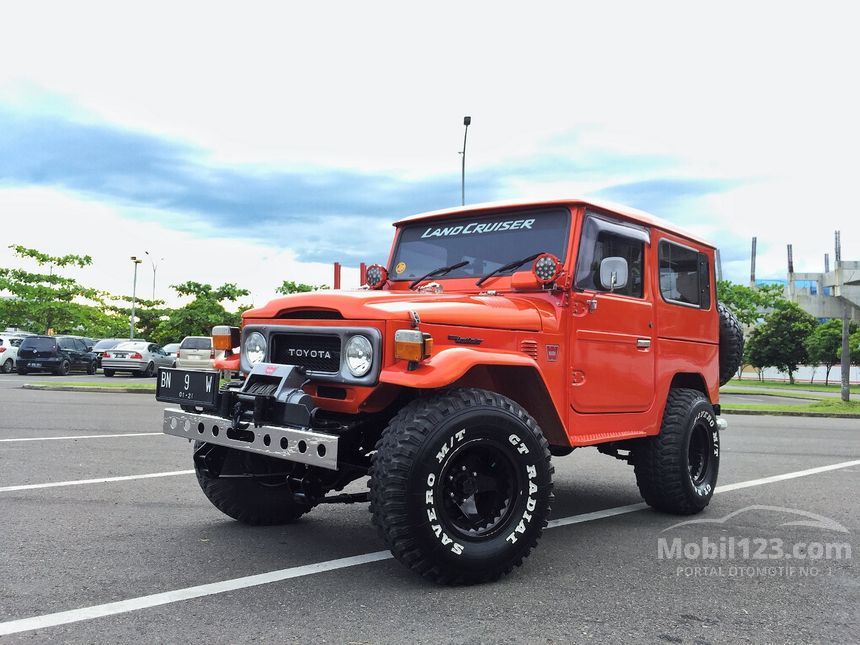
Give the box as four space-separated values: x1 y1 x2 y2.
181 337 211 350
57 338 76 350
574 213 648 298
22 337 56 351
659 241 711 309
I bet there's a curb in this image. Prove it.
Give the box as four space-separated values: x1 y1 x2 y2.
722 409 859 419
22 384 155 395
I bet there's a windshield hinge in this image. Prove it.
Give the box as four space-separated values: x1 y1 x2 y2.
409 310 421 329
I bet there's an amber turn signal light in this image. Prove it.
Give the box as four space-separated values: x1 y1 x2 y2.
211 325 241 351
365 264 389 289
394 329 433 362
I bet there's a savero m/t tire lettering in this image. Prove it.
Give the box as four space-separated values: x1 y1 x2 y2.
369 388 553 584
634 387 720 515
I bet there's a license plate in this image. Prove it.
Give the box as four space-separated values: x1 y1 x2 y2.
31 362 42 368
114 353 127 358
156 368 220 408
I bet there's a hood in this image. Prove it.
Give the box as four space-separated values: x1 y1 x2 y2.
243 290 545 331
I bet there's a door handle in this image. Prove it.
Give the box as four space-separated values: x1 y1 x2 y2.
586 299 598 312
636 338 651 349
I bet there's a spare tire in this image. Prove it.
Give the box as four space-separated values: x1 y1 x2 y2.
718 302 744 386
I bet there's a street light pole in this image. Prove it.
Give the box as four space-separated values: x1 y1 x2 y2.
130 256 143 338
144 251 164 301
460 116 471 206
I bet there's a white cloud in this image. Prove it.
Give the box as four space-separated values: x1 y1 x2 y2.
0 188 360 308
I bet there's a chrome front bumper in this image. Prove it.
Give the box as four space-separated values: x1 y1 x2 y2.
162 408 339 470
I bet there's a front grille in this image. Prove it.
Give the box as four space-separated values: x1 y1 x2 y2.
270 333 341 373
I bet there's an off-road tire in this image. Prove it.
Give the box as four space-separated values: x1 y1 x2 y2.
194 443 313 525
634 387 720 515
1 359 12 374
717 302 744 386
369 388 553 585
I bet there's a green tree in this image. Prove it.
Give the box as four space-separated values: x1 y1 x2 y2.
745 302 817 384
839 329 860 365
0 245 105 334
716 280 786 326
806 319 858 385
275 280 326 295
103 296 168 341
153 282 250 345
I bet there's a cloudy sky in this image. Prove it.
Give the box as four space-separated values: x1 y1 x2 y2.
1 1 858 307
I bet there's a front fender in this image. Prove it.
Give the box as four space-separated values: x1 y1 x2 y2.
379 347 538 388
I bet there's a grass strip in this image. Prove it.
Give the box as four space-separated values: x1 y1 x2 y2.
726 379 860 394
722 399 860 416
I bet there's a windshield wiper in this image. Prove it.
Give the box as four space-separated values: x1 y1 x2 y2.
475 252 544 287
409 260 471 290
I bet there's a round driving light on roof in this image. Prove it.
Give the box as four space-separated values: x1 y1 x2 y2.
533 253 562 285
244 331 267 365
345 335 373 377
365 264 388 289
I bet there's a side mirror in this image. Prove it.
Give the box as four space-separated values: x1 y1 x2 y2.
599 257 628 291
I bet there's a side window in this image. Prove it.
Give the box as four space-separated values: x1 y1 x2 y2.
75 339 87 351
574 213 647 298
58 338 73 350
659 241 711 308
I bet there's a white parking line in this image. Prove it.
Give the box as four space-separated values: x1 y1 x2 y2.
0 458 857 636
0 432 162 443
0 470 194 493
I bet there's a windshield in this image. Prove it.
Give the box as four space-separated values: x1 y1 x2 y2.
181 337 211 350
390 207 570 283
93 339 124 351
21 337 56 351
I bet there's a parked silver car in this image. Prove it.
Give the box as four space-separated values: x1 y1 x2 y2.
102 341 174 377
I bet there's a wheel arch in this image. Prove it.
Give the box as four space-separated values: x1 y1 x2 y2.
447 364 569 449
669 372 710 401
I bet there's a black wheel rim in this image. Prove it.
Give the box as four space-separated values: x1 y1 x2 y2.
438 439 521 540
688 423 712 486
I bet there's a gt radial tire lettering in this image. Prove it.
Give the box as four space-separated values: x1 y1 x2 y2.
506 464 538 544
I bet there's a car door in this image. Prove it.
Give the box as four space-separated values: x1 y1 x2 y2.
151 345 168 368
73 339 89 368
57 338 75 366
569 212 655 414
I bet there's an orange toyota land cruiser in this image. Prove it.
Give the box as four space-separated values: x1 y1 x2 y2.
157 198 743 584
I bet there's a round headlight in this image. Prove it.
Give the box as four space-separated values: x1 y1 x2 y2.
345 335 373 377
244 331 267 365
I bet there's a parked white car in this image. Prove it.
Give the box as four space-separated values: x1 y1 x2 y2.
175 336 225 371
0 335 25 373
102 341 174 377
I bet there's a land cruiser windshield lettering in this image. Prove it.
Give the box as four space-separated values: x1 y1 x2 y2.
391 207 569 282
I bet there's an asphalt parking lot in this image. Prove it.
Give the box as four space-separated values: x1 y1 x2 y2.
1 379 858 644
